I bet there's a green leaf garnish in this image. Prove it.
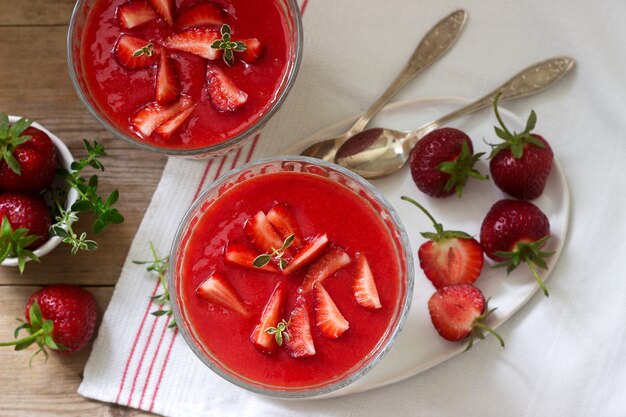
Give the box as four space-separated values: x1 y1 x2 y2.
252 234 295 270
133 42 154 58
0 216 39 274
210 24 248 66
0 114 34 175
436 140 488 197
265 319 290 346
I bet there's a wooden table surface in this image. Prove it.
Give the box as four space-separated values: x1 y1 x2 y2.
0 1 161 415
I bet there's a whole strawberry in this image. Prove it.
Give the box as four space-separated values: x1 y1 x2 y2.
488 94 553 200
409 127 487 198
0 115 57 192
0 192 52 272
428 284 504 350
402 196 484 288
480 199 553 297
0 284 97 363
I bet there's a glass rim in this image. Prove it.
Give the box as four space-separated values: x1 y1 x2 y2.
167 155 415 398
66 0 304 157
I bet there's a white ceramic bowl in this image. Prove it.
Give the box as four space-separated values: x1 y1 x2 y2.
1 116 79 268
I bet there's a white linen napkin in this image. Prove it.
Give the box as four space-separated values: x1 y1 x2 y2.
79 0 626 416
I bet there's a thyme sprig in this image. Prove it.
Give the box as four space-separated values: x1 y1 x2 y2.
253 234 295 271
211 24 247 66
265 319 290 346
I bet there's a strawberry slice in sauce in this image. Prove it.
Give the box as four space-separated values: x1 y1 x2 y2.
176 2 225 28
196 272 250 317
224 241 280 273
117 0 158 29
313 283 349 339
301 247 351 293
250 282 286 354
284 297 315 358
352 254 381 310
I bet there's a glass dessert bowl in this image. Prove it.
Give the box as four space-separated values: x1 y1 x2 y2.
67 0 303 157
169 156 414 398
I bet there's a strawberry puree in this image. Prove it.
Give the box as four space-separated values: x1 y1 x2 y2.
178 172 403 389
80 0 290 149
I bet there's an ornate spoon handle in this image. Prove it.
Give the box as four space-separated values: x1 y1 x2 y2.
347 9 468 135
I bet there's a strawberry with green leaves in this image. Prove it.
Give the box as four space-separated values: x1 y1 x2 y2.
488 93 554 200
402 196 484 289
0 284 97 363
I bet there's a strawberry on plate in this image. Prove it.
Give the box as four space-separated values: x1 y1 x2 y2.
113 34 158 69
266 203 303 249
428 284 504 350
155 53 180 105
196 272 250 317
352 254 381 310
0 193 52 272
0 115 57 191
237 38 264 64
176 1 225 28
244 211 284 254
284 297 315 358
130 94 194 137
250 282 286 354
301 247 351 293
313 283 349 339
409 127 487 198
117 0 158 29
224 241 280 273
488 93 554 200
148 0 174 25
480 199 553 297
282 233 328 275
0 284 97 362
206 65 248 112
402 196 484 288
163 28 221 60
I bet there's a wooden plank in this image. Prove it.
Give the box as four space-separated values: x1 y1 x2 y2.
0 286 153 417
0 0 76 26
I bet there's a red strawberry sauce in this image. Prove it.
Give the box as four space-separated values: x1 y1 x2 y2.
80 0 290 149
177 172 403 389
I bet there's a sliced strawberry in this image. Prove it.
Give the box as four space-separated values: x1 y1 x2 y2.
163 28 221 60
206 65 248 112
156 53 180 104
284 297 315 358
130 95 194 137
196 272 250 317
113 34 158 69
301 247 351 293
266 203 303 249
117 0 158 29
176 2 225 28
282 234 329 276
238 38 265 64
244 211 283 254
428 284 504 350
224 241 280 273
250 282 286 354
313 283 349 339
352 254 381 310
154 103 196 141
419 238 484 289
148 0 174 24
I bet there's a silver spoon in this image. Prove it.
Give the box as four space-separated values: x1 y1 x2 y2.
300 9 468 162
335 56 575 179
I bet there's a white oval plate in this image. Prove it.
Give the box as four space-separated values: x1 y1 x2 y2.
282 97 570 398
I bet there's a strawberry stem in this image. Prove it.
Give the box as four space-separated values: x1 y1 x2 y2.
492 92 513 138
526 258 549 297
0 327 46 347
400 196 442 234
473 322 505 349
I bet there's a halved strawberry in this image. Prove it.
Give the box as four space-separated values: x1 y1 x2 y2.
130 95 194 137
148 0 174 25
282 234 329 275
206 65 248 112
244 211 283 254
196 272 250 317
224 241 280 273
284 297 315 358
250 282 286 354
302 247 351 293
117 0 158 29
352 254 381 310
428 284 504 350
154 103 196 141
237 38 264 64
176 2 225 28
156 53 180 104
163 28 221 60
313 283 349 339
266 203 303 249
402 196 484 289
113 34 158 69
